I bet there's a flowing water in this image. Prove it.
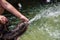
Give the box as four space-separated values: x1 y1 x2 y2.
7 3 60 40
19 3 60 40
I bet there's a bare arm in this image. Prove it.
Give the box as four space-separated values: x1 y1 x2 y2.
0 0 29 22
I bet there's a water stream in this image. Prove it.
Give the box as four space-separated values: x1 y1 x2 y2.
28 4 60 39
29 4 60 23
16 3 60 40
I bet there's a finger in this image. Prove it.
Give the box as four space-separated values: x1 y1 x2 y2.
1 17 6 24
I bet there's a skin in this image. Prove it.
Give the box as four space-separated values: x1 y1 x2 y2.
0 0 29 24
0 0 29 40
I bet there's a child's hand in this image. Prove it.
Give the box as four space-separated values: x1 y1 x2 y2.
20 15 29 22
0 15 8 24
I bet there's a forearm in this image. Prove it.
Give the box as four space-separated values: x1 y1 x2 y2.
0 0 24 19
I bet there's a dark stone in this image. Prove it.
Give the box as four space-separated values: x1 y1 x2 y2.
0 20 29 40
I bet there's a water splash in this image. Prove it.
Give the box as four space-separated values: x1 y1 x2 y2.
29 14 41 24
28 4 60 39
29 5 60 24
44 27 60 38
